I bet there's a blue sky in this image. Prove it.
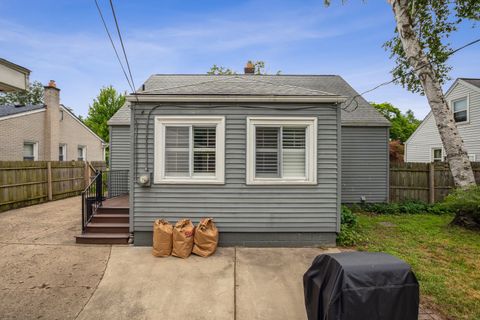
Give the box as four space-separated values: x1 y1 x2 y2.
0 0 478 119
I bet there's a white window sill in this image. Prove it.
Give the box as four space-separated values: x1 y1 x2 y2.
154 178 225 185
247 178 317 185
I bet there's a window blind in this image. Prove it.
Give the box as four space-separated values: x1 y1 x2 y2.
282 127 306 177
255 126 307 178
255 127 279 177
193 127 216 175
165 126 190 176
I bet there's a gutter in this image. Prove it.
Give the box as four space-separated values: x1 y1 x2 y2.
126 94 348 104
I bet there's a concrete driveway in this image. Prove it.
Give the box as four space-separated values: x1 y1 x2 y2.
0 197 111 320
0 197 441 320
76 246 340 320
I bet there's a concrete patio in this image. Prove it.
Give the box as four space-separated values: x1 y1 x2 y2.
0 197 443 320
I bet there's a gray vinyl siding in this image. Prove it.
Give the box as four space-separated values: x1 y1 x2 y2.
132 103 340 233
109 125 131 170
341 126 389 203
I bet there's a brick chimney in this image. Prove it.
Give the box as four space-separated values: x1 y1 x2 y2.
43 80 60 161
244 61 255 75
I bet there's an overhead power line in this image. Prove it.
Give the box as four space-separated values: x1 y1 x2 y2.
93 0 134 93
108 0 137 94
342 37 480 113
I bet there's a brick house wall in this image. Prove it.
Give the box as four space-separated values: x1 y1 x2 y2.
0 82 105 161
0 110 47 160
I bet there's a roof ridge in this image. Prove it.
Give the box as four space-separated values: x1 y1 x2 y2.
140 76 228 93
150 73 339 77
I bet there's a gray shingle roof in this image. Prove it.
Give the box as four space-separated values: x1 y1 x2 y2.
109 75 390 126
107 103 130 125
0 104 45 118
460 78 480 89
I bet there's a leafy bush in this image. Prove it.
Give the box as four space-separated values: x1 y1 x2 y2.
337 206 364 246
358 201 451 215
444 186 480 230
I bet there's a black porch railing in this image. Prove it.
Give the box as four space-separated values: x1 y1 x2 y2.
81 169 129 232
104 169 129 198
81 170 104 232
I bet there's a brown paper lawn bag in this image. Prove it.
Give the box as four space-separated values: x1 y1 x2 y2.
152 219 173 257
172 219 195 258
192 218 219 257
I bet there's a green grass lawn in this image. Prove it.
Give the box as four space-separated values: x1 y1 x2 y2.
355 213 480 320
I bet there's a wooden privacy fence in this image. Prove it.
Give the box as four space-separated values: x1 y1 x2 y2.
390 161 480 203
0 161 106 212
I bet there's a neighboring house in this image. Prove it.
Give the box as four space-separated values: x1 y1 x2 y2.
0 58 30 92
102 70 390 247
0 81 106 161
405 78 480 162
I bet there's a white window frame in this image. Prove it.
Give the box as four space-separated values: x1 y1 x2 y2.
23 141 38 161
154 116 225 184
451 96 469 124
431 147 444 162
59 144 67 161
246 117 317 185
77 145 86 161
468 154 476 162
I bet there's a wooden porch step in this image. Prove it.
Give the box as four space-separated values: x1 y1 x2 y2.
76 233 130 244
97 207 129 215
91 214 129 224
85 222 129 233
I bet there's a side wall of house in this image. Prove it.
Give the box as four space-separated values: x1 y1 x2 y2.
341 126 389 203
0 111 46 161
405 81 480 162
59 110 104 161
110 125 131 170
131 103 340 247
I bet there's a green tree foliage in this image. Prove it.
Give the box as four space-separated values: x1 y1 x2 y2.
207 60 281 75
0 81 44 105
383 0 480 94
84 86 125 143
371 102 421 142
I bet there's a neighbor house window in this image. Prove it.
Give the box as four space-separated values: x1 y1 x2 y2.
23 142 38 161
246 117 317 185
78 146 86 161
452 97 468 123
59 144 67 161
432 148 443 162
154 116 225 184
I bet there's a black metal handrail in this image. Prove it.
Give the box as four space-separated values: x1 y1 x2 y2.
81 169 129 232
104 170 129 198
81 170 103 233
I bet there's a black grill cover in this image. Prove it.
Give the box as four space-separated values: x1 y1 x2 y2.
303 252 419 320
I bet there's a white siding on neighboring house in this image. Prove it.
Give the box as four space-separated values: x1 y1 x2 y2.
405 80 480 162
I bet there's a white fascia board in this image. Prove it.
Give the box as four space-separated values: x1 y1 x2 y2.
126 94 348 104
0 108 45 121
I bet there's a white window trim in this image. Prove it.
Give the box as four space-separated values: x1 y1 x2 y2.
23 141 38 161
246 117 317 185
59 144 67 161
431 147 444 162
450 95 469 124
78 145 86 161
154 116 225 184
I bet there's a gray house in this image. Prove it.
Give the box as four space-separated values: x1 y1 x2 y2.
103 73 389 246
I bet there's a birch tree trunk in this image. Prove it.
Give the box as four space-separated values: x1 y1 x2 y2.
388 0 476 188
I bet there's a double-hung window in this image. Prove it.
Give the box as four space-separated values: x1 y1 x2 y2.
59 144 67 161
23 142 38 161
154 116 225 184
78 146 86 161
247 117 317 185
452 97 468 123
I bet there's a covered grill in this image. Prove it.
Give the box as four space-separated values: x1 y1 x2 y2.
303 252 419 320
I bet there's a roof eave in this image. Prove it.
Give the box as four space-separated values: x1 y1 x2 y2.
126 94 348 104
